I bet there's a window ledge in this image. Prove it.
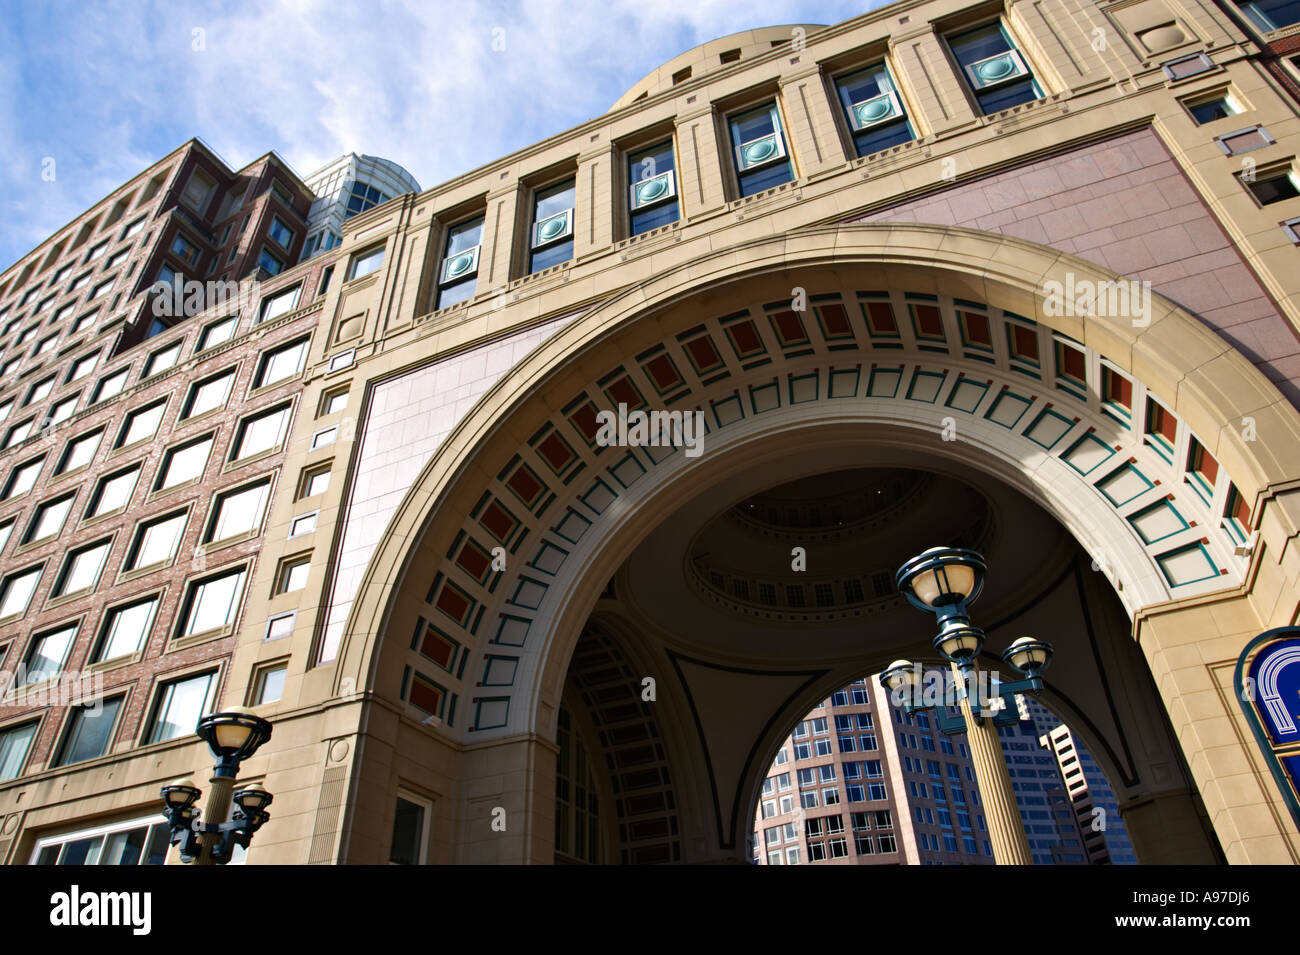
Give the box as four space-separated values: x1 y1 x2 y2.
167 625 233 653
87 651 144 674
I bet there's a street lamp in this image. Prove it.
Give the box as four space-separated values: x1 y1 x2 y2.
160 707 274 865
880 547 1054 865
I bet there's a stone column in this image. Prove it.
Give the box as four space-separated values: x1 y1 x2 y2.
955 662 1035 864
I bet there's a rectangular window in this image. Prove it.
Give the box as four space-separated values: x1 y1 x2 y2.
254 338 309 388
1238 0 1300 31
57 427 103 474
0 721 38 781
146 671 215 743
269 216 294 249
3 418 33 449
52 539 111 597
87 465 140 517
48 393 79 427
94 596 158 662
528 179 576 274
92 368 129 404
289 512 318 537
627 141 679 236
1243 166 1300 205
347 245 385 282
54 697 122 766
232 404 291 460
436 217 484 309
170 233 200 266
114 402 163 449
182 369 235 418
21 623 76 685
198 315 238 351
25 494 74 545
300 466 330 498
127 511 188 571
30 815 172 866
0 565 42 619
254 662 287 704
178 566 247 639
947 22 1042 115
68 351 99 382
1184 90 1242 125
207 480 271 543
257 285 300 323
1187 437 1219 499
836 63 914 157
156 434 213 490
257 247 284 276
143 341 182 378
389 793 429 864
728 102 793 197
26 375 55 405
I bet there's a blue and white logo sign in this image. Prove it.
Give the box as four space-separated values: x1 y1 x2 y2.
1250 636 1300 744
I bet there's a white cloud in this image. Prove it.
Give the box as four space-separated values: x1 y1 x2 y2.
0 0 879 269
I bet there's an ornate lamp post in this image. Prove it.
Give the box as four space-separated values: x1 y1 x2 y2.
879 547 1054 865
160 706 274 865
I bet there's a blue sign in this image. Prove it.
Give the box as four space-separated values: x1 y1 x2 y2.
1237 629 1300 830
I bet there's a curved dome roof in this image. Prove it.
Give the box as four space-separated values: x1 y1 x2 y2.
610 25 825 111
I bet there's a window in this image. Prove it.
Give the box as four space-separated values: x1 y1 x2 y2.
57 427 102 474
92 367 129 403
0 518 13 554
87 465 140 516
345 180 390 218
70 310 97 335
126 511 187 571
177 566 247 638
170 233 200 266
85 240 108 262
258 247 284 276
728 102 793 197
182 369 235 418
0 721 38 781
68 351 98 382
254 662 287 704
231 404 291 460
21 623 76 685
3 418 34 448
206 480 271 543
0 565 42 619
122 216 146 240
528 179 576 273
198 315 237 350
145 671 215 743
1243 166 1300 206
836 63 914 157
254 338 309 388
143 341 182 377
52 538 111 597
1238 0 1300 31
257 285 300 323
266 612 295 640
26 375 55 405
389 793 430 864
54 696 122 766
947 22 1042 115
312 426 337 449
347 245 385 282
435 217 483 308
627 141 679 236
94 596 158 661
321 387 349 416
30 815 170 865
289 512 318 537
1187 437 1219 499
300 466 330 498
89 277 114 300
268 216 294 249
1185 91 1241 125
48 393 80 426
116 400 166 449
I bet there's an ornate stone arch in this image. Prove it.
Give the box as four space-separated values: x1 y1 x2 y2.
332 223 1297 753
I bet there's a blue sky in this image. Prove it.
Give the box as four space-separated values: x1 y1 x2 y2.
0 0 885 270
